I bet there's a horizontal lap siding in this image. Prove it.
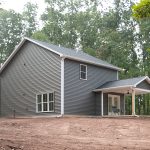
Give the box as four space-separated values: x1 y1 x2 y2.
1 41 61 117
64 59 117 115
96 93 125 115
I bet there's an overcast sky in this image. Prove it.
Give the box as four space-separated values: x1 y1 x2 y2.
1 0 46 15
1 0 140 14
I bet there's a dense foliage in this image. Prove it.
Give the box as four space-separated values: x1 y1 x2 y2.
132 0 150 19
0 0 150 115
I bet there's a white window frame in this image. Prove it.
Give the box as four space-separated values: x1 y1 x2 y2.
36 92 55 113
80 64 87 80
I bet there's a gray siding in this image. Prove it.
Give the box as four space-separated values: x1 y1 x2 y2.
0 41 61 117
96 93 125 115
137 80 150 90
64 59 117 115
95 92 101 115
0 77 1 115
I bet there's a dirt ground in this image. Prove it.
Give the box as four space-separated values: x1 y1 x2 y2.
0 116 150 150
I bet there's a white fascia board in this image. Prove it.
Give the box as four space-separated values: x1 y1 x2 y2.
0 38 64 74
64 56 122 71
0 38 26 74
25 37 63 57
134 76 150 87
93 85 133 92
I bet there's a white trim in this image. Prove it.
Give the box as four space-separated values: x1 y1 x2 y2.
61 57 65 115
134 88 150 93
36 94 38 113
124 95 126 115
132 89 135 115
80 64 87 80
25 37 63 56
134 76 150 86
117 71 119 80
48 93 50 112
36 92 55 113
64 55 122 71
93 85 133 92
39 94 43 112
0 37 122 74
0 38 63 74
0 38 26 74
101 91 103 116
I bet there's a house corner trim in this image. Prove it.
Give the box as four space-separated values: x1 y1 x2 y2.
61 57 65 115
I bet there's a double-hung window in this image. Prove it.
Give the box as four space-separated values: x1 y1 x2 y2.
36 92 54 112
80 64 87 80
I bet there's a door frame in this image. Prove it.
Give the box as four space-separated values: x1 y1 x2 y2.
108 94 120 115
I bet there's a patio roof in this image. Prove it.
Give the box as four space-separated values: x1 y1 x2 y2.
94 76 150 95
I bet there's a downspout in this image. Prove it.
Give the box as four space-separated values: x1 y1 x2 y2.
60 56 65 115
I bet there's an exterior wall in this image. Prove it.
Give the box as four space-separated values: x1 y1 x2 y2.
0 77 1 115
137 80 150 90
0 41 61 117
64 59 117 115
96 92 125 115
95 92 101 115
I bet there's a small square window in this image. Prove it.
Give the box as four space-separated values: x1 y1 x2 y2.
80 64 87 80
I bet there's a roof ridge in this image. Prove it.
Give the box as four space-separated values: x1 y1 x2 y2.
26 37 120 68
0 37 122 74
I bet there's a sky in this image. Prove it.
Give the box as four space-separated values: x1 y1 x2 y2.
1 0 140 14
1 0 46 15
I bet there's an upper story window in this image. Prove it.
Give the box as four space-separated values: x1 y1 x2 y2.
36 92 54 113
80 64 87 80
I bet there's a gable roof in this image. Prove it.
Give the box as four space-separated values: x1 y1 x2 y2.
94 76 150 92
0 37 121 74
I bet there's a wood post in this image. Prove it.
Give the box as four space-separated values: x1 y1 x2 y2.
132 89 135 115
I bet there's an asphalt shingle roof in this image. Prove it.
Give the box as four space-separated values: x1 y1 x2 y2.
96 76 147 90
29 38 121 71
0 37 122 74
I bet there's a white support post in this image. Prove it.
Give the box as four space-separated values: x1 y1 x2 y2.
61 57 65 115
117 71 119 80
124 94 126 115
132 89 135 115
101 91 103 116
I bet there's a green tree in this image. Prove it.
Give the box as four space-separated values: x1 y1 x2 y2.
132 0 150 19
32 30 49 42
22 2 38 37
0 9 23 63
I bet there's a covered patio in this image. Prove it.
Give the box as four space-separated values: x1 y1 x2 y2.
94 76 150 116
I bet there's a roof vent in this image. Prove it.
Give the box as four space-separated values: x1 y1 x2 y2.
76 48 81 53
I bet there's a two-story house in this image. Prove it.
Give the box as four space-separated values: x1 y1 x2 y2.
0 38 150 117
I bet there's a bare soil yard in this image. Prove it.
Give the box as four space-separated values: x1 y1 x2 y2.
0 116 150 150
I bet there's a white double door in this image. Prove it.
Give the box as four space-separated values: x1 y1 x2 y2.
108 94 120 115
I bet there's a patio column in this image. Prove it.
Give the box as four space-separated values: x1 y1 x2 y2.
101 91 103 116
132 89 135 115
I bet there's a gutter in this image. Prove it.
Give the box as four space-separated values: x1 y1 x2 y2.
61 55 122 71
